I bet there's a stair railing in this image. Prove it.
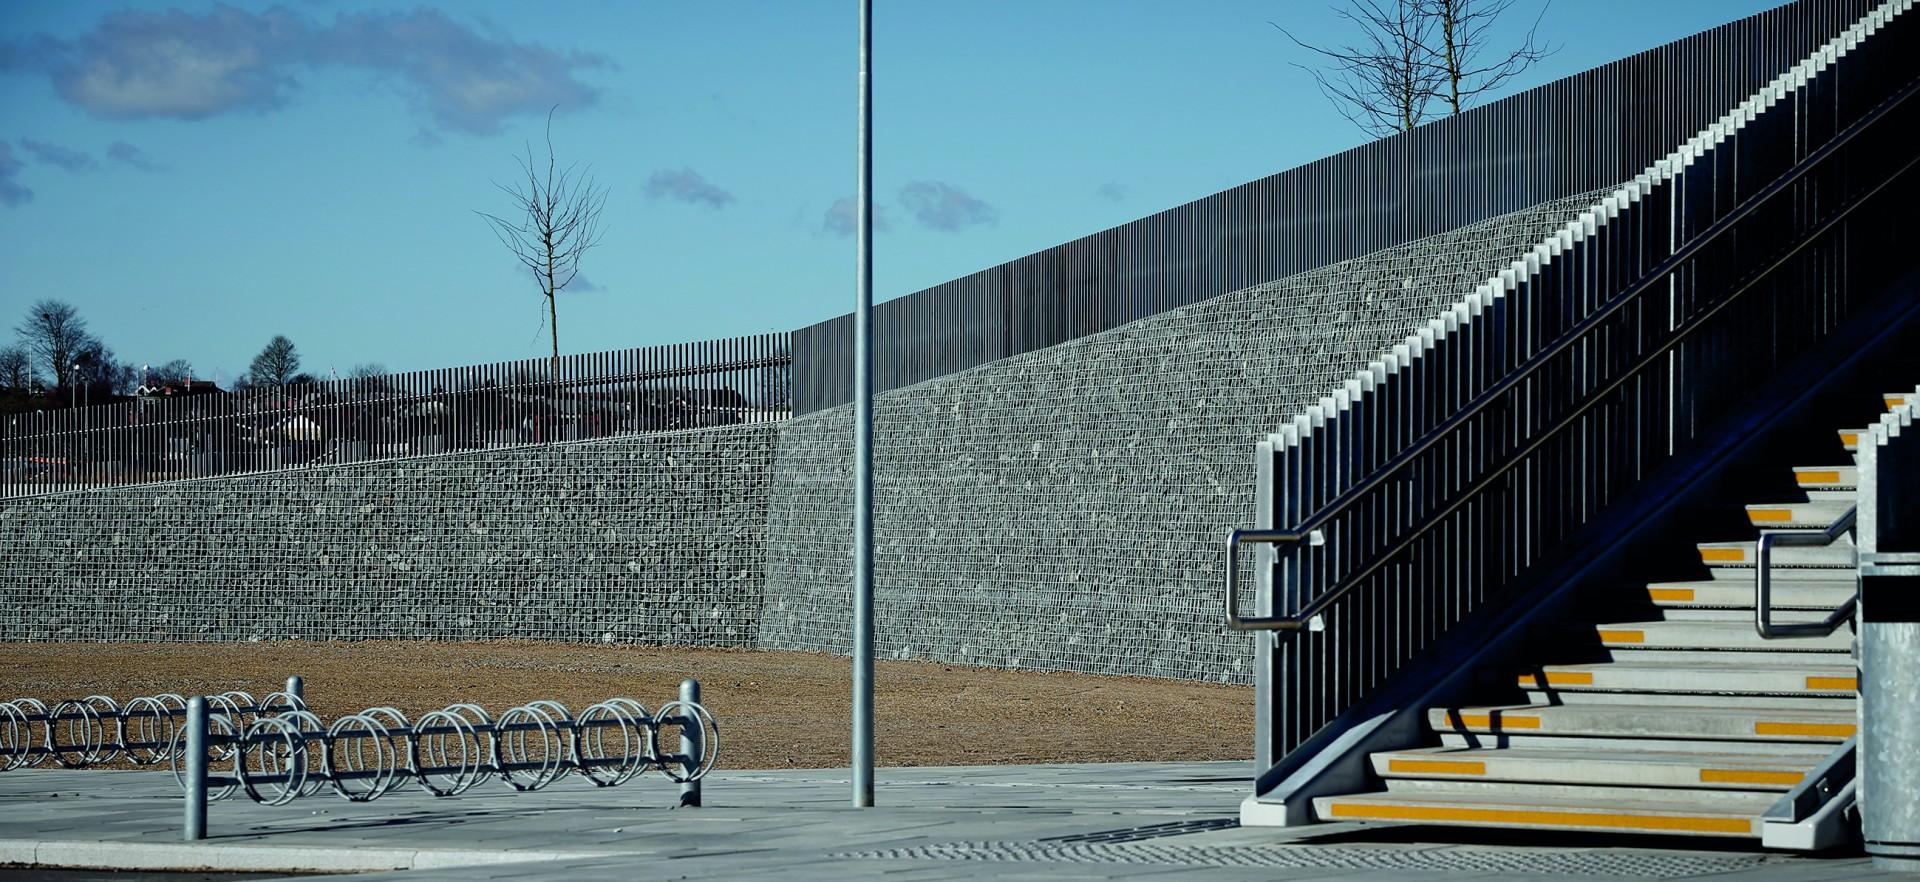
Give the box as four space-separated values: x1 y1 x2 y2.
1224 0 1919 762
1754 509 1859 639
1757 384 1920 639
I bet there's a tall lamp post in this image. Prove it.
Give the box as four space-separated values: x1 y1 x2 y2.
851 0 876 809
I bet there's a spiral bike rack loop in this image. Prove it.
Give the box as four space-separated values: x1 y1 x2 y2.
1 677 717 842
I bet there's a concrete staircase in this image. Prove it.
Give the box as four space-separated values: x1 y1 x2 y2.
1307 394 1911 839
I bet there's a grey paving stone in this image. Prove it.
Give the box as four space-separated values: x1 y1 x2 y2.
0 759 1880 882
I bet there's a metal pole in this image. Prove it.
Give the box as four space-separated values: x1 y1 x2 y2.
851 0 876 810
285 675 306 784
1860 409 1920 872
679 678 702 808
184 696 207 841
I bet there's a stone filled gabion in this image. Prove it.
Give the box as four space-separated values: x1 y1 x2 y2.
758 188 1612 684
0 424 776 647
0 189 1607 684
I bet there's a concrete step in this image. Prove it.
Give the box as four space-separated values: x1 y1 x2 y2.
1794 465 1858 490
1313 790 1775 838
1744 500 1852 529
1379 778 1793 806
1585 620 1852 652
1886 392 1916 411
1371 746 1815 791
1652 607 1837 623
1428 703 1855 742
1520 690 1853 710
1698 539 1855 569
1642 579 1857 608
1515 662 1856 695
1694 564 1857 581
1577 647 1856 666
1436 732 1839 755
1841 428 1870 452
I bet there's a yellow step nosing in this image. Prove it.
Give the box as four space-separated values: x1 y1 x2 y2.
1519 670 1595 687
1747 508 1795 523
1450 713 1542 731
1794 469 1845 486
1700 768 1806 786
1755 721 1855 738
1805 675 1857 691
1323 802 1753 835
1648 587 1696 602
1700 547 1748 563
1386 758 1486 776
1596 629 1645 644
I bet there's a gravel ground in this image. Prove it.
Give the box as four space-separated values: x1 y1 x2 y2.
0 642 1253 769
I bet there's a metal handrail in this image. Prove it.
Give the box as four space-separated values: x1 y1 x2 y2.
1756 507 1860 639
1225 71 1920 631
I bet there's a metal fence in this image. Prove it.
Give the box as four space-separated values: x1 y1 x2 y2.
789 0 1879 415
1225 0 1918 770
0 334 789 500
0 677 717 841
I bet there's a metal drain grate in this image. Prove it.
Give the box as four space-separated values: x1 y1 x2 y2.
841 841 1772 876
1041 818 1240 844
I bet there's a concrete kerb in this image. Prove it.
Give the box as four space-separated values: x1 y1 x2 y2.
0 839 629 873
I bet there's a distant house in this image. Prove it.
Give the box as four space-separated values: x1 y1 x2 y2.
137 379 223 398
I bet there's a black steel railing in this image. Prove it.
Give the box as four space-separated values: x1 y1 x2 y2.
1229 0 1919 763
0 333 790 500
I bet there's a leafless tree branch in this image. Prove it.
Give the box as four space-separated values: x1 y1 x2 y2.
1275 0 1554 137
476 107 608 374
1273 0 1442 138
1421 0 1557 114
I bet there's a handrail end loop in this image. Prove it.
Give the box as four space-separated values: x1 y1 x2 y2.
1223 527 1320 632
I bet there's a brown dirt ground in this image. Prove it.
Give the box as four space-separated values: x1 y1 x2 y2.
0 642 1252 769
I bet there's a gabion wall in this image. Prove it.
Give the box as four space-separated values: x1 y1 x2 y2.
0 190 1603 682
759 189 1611 683
0 424 775 645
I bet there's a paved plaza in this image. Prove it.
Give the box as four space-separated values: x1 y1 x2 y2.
0 762 1902 881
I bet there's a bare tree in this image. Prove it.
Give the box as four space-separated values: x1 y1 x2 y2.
477 109 608 376
1421 0 1555 115
1274 0 1442 138
148 358 193 387
249 335 301 387
349 362 390 393
0 345 35 391
1276 0 1553 136
13 299 90 391
73 338 135 398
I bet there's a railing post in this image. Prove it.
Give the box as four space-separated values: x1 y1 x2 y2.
679 678 702 808
1251 436 1277 773
184 695 207 842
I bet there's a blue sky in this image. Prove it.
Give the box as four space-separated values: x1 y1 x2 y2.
0 1 1784 386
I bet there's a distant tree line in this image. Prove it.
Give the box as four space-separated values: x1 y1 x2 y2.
0 299 383 418
1 300 139 416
